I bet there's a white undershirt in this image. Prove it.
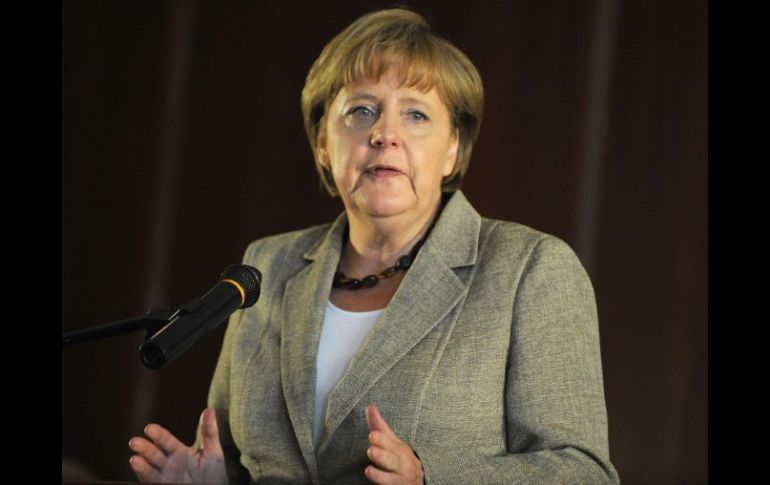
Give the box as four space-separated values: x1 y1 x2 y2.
312 300 384 448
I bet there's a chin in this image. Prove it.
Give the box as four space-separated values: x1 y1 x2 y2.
354 193 416 219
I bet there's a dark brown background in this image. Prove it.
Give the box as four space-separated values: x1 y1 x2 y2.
62 1 707 483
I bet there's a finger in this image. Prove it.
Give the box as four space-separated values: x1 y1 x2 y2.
143 423 187 456
369 430 404 457
199 408 224 456
129 454 161 483
128 437 168 469
367 445 400 473
364 464 396 484
365 404 395 437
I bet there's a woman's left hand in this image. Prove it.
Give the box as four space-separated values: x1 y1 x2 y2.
364 404 424 484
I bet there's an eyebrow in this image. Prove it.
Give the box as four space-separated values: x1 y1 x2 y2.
346 93 431 108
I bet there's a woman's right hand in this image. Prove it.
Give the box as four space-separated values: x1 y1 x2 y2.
128 407 228 484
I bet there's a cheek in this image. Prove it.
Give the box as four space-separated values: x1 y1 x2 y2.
328 130 365 167
326 136 349 169
417 141 453 179
442 151 456 176
328 147 364 185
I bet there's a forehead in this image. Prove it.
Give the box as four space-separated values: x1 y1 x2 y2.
336 70 446 107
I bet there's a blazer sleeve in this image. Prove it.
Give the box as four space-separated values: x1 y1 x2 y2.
415 236 620 484
194 244 262 483
191 306 251 484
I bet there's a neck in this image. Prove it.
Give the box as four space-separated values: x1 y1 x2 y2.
341 197 442 278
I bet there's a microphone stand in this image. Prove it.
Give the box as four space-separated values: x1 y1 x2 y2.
62 306 183 348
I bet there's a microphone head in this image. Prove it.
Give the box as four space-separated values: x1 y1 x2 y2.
221 264 262 308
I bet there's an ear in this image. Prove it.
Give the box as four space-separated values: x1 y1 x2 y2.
442 128 459 177
316 118 330 169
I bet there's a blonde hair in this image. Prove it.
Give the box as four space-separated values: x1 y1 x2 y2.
301 8 484 196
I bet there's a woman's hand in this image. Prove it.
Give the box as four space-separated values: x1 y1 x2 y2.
364 404 424 484
128 407 228 484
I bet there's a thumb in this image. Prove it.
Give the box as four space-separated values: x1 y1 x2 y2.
198 407 224 456
365 404 394 436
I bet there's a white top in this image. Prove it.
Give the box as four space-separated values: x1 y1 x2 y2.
312 300 384 448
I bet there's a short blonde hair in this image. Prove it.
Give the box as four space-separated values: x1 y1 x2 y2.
301 8 485 196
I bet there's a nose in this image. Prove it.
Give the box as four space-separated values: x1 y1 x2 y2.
369 112 401 149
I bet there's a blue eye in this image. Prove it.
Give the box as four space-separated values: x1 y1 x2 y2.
349 106 376 117
408 111 428 121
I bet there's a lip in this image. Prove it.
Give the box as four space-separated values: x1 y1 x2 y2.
363 164 404 177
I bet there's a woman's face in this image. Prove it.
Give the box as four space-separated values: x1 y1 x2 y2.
317 68 458 223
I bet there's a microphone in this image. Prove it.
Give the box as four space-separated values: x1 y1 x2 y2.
139 264 262 369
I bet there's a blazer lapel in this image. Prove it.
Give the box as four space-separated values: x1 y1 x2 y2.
319 190 482 452
280 214 346 483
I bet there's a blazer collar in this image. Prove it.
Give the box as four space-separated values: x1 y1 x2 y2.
420 189 481 269
281 190 481 477
280 213 346 484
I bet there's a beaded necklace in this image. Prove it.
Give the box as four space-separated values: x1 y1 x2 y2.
332 238 425 290
332 192 450 291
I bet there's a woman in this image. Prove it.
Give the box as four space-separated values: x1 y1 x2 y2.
129 8 619 484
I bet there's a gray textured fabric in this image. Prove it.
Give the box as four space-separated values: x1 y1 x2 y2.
204 190 620 484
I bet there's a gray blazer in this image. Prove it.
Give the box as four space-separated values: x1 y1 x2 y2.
205 191 620 484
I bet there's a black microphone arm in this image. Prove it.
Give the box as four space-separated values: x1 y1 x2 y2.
62 264 262 370
61 306 182 347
